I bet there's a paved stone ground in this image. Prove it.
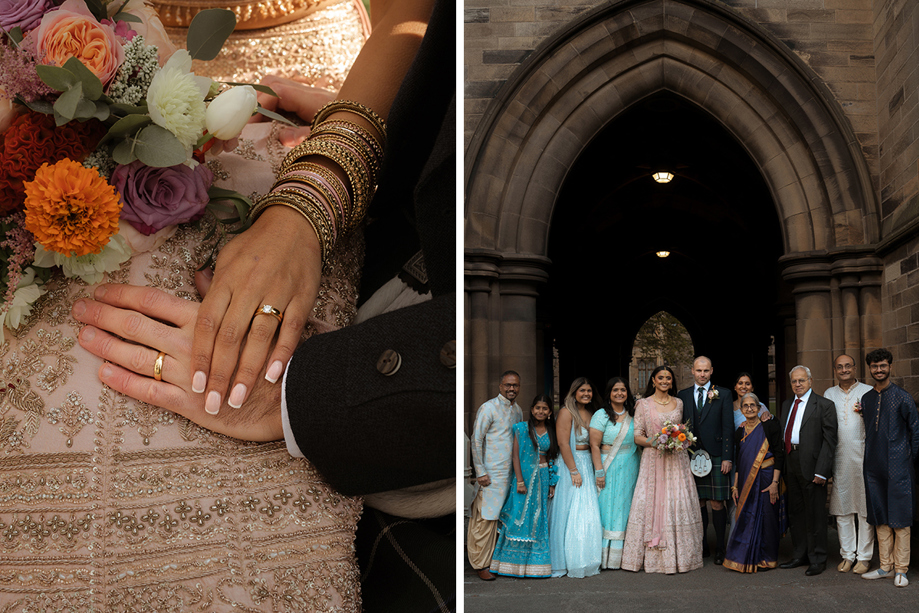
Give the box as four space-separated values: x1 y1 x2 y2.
463 518 919 612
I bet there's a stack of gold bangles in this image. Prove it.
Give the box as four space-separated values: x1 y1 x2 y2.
249 100 387 269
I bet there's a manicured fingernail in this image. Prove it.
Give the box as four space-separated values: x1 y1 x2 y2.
100 365 112 379
72 300 86 318
228 383 246 408
81 326 95 341
192 371 206 393
265 360 284 383
205 391 221 415
95 285 107 298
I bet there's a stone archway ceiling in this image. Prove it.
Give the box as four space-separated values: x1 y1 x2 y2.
464 0 881 259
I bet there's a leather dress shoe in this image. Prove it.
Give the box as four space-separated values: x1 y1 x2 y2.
477 568 496 581
714 550 725 565
805 563 826 576
780 558 809 569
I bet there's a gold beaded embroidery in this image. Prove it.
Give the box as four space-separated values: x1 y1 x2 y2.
0 215 363 611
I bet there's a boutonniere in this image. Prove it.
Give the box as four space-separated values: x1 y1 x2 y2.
853 401 862 414
708 389 720 402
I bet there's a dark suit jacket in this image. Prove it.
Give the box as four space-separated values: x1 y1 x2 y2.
284 0 454 497
781 392 837 481
679 384 734 462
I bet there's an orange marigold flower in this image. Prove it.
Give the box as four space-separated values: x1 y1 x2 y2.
678 433 687 441
661 427 668 434
24 159 121 257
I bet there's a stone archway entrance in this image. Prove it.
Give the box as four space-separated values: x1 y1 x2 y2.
464 0 882 423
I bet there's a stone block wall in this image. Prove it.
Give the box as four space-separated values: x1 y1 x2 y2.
875 0 919 397
464 0 881 186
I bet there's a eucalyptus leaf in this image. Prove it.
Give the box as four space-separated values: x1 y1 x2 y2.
109 102 148 116
112 12 142 23
225 82 278 97
54 82 84 121
84 0 107 22
134 125 188 167
63 57 103 100
53 110 70 127
255 106 297 127
92 101 111 122
20 98 53 115
72 98 98 120
100 114 152 145
112 139 138 165
36 65 77 92
187 9 236 61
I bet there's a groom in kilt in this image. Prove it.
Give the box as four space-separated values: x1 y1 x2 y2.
679 356 734 564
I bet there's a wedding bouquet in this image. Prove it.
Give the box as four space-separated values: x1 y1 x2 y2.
0 0 288 342
653 419 697 453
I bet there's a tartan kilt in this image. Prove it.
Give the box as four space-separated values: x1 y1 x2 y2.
694 455 730 501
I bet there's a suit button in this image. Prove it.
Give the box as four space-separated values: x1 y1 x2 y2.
376 349 401 376
440 340 456 368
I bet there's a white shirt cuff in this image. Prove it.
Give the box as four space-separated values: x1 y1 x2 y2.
280 358 305 458
815 474 827 481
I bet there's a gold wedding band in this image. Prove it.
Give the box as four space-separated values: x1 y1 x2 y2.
254 304 284 323
153 351 166 381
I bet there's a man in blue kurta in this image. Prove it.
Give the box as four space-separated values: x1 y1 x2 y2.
860 348 919 587
467 371 523 580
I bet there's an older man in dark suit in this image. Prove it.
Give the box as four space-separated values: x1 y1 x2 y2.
678 356 734 564
779 365 838 576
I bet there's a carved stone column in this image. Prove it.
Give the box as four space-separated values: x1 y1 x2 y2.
464 252 550 429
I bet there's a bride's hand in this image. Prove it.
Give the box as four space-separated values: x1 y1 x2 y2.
72 284 285 442
192 206 322 416
252 74 336 147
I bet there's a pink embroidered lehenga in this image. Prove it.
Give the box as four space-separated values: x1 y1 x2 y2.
0 4 369 608
620 398 703 574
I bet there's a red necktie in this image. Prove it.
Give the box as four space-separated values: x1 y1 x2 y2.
784 398 801 454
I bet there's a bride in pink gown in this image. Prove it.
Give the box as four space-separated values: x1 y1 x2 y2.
621 365 703 574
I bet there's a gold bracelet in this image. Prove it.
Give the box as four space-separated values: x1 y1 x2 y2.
273 170 347 230
281 139 371 230
310 121 384 173
312 99 386 144
250 190 335 268
277 161 351 216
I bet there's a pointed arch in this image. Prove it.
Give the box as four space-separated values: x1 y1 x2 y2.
464 0 879 259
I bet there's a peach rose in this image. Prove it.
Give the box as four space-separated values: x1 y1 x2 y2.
111 0 177 65
35 0 125 86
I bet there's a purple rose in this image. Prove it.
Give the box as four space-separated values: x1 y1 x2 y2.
112 160 213 235
0 0 53 33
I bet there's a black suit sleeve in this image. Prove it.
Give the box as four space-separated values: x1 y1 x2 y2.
815 396 837 479
285 295 454 496
764 418 784 475
719 387 734 462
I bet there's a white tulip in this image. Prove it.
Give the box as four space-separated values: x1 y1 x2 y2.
206 86 258 141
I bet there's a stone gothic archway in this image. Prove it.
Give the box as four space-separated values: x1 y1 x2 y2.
464 0 883 421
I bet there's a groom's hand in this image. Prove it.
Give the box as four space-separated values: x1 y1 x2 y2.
72 284 285 442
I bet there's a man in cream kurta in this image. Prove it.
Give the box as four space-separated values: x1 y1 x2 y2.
467 371 523 580
824 354 874 574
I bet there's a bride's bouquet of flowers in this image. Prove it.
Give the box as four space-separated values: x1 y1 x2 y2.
0 0 288 342
653 419 697 453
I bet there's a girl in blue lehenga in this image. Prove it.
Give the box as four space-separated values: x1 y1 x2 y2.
549 378 603 578
590 377 641 569
724 393 787 572
491 395 560 578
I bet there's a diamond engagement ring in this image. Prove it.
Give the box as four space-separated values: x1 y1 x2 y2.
254 305 284 323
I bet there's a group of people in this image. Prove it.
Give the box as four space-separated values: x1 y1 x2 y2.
468 350 919 589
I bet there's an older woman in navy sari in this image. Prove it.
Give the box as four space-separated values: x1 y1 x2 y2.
724 393 786 573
